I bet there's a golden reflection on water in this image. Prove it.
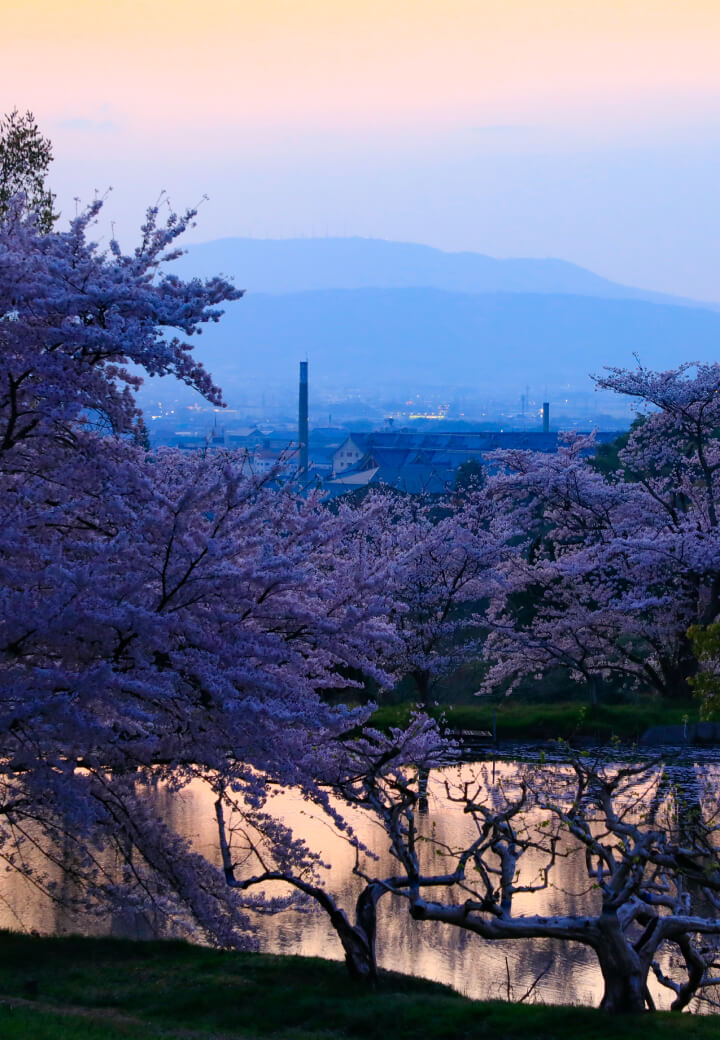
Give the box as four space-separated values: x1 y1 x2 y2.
1 759 716 1011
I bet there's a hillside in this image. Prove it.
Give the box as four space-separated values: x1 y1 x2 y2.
180 236 713 309
182 287 720 400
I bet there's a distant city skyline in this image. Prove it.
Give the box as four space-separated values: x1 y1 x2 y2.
3 1 720 301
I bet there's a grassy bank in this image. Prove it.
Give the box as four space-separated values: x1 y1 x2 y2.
0 932 718 1039
371 699 698 743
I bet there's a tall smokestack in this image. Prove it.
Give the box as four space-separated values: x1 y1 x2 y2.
542 401 550 434
298 360 309 478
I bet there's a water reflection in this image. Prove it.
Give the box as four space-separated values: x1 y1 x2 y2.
2 750 720 1011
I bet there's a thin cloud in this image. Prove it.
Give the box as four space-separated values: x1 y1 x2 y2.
55 106 122 134
56 117 118 133
470 124 536 134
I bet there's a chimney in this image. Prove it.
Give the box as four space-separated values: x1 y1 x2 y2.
542 402 550 434
298 361 309 477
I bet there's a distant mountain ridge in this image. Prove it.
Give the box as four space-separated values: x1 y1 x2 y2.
161 237 720 407
180 236 715 310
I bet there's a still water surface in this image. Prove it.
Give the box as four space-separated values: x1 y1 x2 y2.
2 745 718 1011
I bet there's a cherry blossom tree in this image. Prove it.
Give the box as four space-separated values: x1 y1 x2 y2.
360 492 499 705
480 364 720 701
0 193 412 946
347 749 720 1013
597 361 720 637
0 194 236 459
211 712 455 981
1 438 409 941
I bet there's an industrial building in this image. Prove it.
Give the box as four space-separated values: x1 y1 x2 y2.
324 428 618 495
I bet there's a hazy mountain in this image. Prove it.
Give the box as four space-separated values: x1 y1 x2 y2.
180 236 714 309
160 238 720 410
185 288 720 400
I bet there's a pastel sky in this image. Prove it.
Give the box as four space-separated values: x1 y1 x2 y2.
4 0 720 298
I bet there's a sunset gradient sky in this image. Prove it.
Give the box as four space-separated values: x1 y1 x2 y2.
3 0 720 297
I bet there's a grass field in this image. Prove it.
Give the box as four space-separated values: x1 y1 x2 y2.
0 931 718 1039
371 699 698 743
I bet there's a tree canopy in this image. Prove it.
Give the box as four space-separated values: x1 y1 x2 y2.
0 109 56 232
479 363 720 703
3 124 720 1014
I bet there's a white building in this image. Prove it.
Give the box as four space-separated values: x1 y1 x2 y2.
331 436 366 475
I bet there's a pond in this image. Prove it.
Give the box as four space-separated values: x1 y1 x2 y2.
2 744 719 1012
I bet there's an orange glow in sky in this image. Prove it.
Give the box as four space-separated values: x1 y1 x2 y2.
3 1 720 298
4 0 720 145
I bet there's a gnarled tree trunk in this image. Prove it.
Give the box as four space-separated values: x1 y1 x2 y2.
339 881 385 983
333 913 376 982
596 917 648 1013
